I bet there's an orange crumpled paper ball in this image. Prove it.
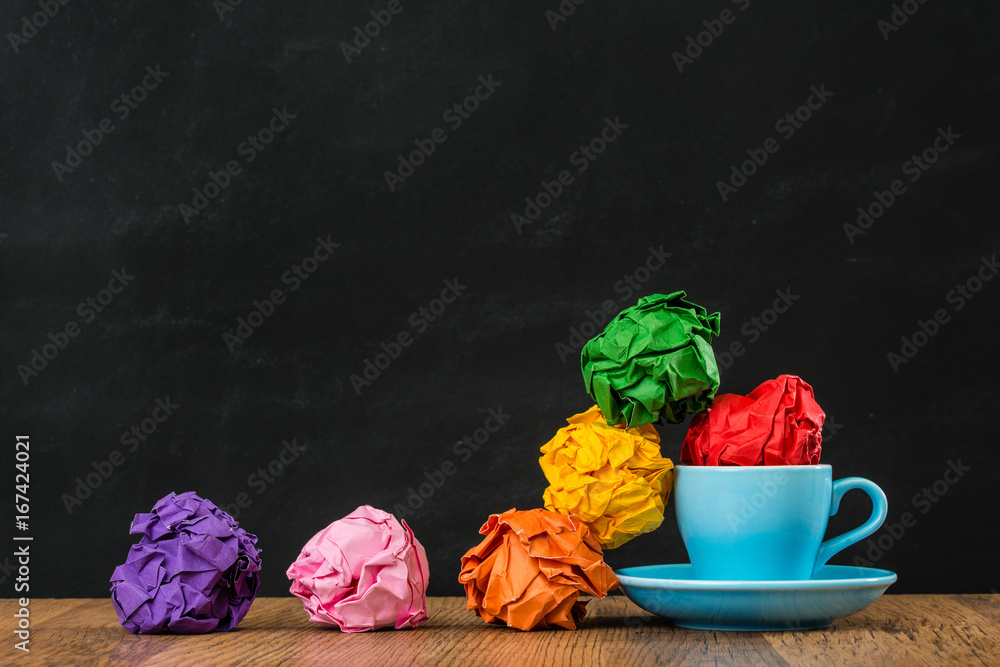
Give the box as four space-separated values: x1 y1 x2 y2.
458 508 619 631
540 406 675 549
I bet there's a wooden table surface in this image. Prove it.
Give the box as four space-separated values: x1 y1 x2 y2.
3 595 999 666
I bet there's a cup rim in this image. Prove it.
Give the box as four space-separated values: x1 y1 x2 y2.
676 463 831 470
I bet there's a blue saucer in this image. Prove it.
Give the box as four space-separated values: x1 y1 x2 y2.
615 564 896 631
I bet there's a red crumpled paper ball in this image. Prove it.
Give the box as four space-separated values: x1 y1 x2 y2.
681 374 825 466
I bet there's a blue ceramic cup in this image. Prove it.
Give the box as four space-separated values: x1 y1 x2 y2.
674 464 887 581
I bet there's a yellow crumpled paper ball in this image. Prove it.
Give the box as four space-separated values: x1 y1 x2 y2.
540 405 674 549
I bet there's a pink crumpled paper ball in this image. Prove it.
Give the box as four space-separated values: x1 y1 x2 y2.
286 505 430 632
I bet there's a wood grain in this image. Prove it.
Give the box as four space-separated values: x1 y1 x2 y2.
3 595 998 666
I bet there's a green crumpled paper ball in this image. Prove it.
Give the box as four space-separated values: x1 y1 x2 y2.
580 292 721 428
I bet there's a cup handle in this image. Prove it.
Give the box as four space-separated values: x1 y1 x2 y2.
812 477 888 576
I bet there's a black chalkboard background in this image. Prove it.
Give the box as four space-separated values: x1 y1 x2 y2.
2 0 998 599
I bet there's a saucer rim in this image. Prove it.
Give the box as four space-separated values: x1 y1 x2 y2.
615 563 898 591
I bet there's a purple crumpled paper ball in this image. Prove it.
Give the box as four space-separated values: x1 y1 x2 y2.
109 491 261 634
